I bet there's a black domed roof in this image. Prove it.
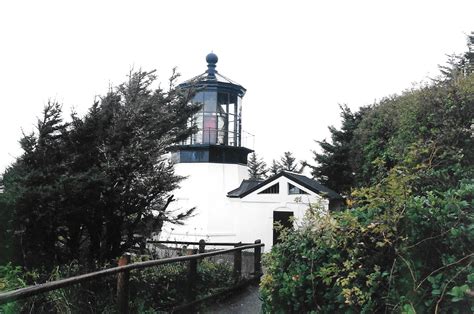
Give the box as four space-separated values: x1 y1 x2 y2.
178 52 246 97
206 52 218 64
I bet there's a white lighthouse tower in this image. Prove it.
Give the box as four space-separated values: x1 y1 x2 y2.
160 53 344 249
162 53 253 242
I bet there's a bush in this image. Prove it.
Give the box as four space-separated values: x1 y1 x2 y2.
0 254 234 313
260 172 474 313
129 255 233 311
0 261 117 313
0 264 27 314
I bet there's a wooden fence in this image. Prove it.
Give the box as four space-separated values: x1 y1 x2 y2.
0 240 264 313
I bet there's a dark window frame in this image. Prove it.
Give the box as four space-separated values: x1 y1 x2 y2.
288 183 309 195
258 183 280 194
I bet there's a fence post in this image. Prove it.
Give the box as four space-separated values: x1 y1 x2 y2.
186 249 198 303
254 239 262 277
117 253 131 314
198 239 206 254
233 242 242 283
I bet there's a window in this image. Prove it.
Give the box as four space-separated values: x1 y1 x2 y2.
203 113 217 143
258 183 279 194
288 183 308 195
203 92 217 112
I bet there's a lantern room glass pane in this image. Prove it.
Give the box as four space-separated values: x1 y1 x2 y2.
186 87 243 147
193 113 203 144
203 113 217 143
229 94 237 106
218 92 228 106
228 94 238 146
217 92 229 145
237 96 242 146
203 91 217 112
217 104 226 145
193 92 204 107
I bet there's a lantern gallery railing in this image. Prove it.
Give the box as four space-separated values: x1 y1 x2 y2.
0 240 264 313
180 128 255 148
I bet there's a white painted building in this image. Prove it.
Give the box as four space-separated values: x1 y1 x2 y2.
161 53 343 251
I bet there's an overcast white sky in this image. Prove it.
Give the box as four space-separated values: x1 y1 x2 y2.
1 0 473 173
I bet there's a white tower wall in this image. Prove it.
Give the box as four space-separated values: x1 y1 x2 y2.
161 162 249 242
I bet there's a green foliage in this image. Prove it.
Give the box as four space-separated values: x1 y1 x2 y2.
1 70 200 268
261 173 473 313
267 152 306 176
196 259 233 294
0 184 17 265
0 255 233 313
0 264 26 292
313 57 474 192
350 74 474 189
129 259 188 310
310 105 368 195
269 159 282 176
438 32 474 80
1 261 117 313
247 152 268 180
0 264 27 314
129 257 233 311
262 44 474 312
279 152 305 173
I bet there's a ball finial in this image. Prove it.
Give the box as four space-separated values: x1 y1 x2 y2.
206 52 218 65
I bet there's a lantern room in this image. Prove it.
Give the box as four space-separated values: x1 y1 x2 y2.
173 53 252 164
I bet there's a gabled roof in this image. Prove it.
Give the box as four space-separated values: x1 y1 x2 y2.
227 179 262 198
227 171 343 200
283 172 343 199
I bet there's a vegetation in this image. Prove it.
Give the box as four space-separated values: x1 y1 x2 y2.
0 70 200 269
249 151 306 178
0 255 233 313
279 151 305 173
0 69 244 313
268 159 282 176
308 105 368 195
247 152 268 180
261 37 474 313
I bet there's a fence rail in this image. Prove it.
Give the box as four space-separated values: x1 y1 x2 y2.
0 240 264 313
147 239 253 247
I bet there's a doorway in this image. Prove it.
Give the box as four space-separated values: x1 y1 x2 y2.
273 211 294 245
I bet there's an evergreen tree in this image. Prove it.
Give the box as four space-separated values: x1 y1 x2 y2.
261 42 474 313
269 159 282 176
1 70 200 268
280 151 304 173
310 105 366 194
438 32 474 80
247 152 267 180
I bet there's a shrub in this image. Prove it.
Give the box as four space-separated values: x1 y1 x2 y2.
0 264 27 314
0 254 234 313
260 171 473 313
129 255 233 311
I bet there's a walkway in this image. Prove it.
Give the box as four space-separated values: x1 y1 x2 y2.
203 284 262 314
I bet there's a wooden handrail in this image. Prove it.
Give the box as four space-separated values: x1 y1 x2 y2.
0 242 264 305
147 240 253 246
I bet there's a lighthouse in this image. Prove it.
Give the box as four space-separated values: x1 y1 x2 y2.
164 53 253 242
162 53 343 249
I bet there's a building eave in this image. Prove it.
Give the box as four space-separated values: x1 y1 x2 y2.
226 170 344 200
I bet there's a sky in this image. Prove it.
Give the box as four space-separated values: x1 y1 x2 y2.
1 0 473 173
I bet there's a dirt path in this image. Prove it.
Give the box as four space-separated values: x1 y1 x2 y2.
202 284 262 314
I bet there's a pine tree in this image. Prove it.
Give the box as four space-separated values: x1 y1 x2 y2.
1 70 200 267
280 151 304 173
269 159 282 176
247 152 267 180
310 105 365 194
438 32 474 79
